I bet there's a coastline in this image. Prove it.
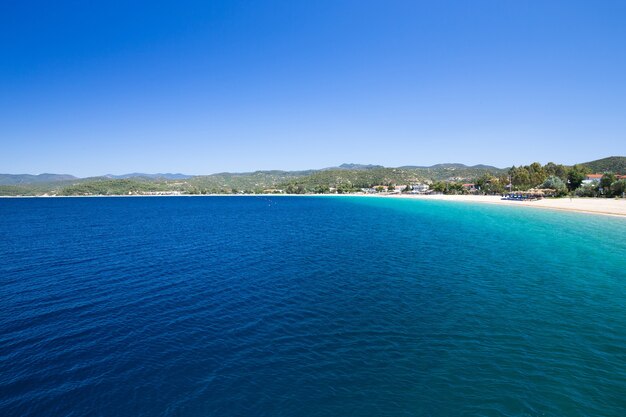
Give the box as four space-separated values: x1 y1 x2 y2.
1 193 625 218
381 194 626 218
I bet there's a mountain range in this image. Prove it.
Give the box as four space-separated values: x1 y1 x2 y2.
0 173 77 185
0 157 624 196
104 173 192 180
0 163 506 185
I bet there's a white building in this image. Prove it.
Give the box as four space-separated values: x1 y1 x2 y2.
410 184 430 194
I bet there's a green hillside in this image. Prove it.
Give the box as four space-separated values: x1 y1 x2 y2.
277 165 506 192
1 158 623 196
58 179 173 196
580 156 626 174
185 170 315 193
0 173 77 185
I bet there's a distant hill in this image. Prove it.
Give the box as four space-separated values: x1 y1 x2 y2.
323 163 385 171
277 164 507 191
187 170 316 192
580 156 626 174
0 163 508 195
399 163 503 170
0 173 77 185
2 157 623 196
104 173 192 180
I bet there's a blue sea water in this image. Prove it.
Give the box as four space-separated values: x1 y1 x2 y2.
1 196 625 417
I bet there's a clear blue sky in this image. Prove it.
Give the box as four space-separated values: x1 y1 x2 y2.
1 0 625 176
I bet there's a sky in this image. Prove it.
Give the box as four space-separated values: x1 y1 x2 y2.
1 0 625 176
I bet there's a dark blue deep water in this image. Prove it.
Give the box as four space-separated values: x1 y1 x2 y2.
1 196 626 416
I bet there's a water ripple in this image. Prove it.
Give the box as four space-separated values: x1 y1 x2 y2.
1 196 625 416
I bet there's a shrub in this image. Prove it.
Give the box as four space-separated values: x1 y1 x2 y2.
541 176 567 196
575 183 599 197
611 179 626 197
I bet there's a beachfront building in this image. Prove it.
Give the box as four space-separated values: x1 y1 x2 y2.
583 173 626 185
410 184 430 194
582 174 603 184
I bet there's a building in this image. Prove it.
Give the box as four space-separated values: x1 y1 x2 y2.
582 173 626 185
410 184 430 194
583 174 604 184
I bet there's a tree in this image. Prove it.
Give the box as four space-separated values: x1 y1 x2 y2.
482 177 506 194
600 173 616 195
315 184 330 194
475 174 495 194
431 181 446 193
611 179 626 197
575 183 599 197
528 162 547 187
387 184 395 191
285 183 306 194
544 162 568 181
541 176 567 197
567 165 587 191
510 166 531 190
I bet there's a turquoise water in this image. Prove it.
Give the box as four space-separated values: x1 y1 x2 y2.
1 196 625 416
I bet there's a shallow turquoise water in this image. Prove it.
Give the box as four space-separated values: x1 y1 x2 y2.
1 196 625 416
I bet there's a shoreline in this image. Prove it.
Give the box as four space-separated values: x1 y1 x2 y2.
2 193 625 218
380 194 626 218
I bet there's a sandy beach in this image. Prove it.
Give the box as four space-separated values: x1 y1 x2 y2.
382 194 626 218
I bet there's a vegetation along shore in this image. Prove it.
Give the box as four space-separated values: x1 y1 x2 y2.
1 157 625 203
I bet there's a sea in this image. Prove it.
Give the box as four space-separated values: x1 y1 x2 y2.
1 196 625 417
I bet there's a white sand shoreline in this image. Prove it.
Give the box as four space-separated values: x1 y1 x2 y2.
2 193 625 218
378 194 626 218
